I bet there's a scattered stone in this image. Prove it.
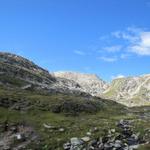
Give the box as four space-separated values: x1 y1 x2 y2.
70 137 83 146
131 133 139 140
93 127 98 132
111 129 116 133
43 123 56 129
129 144 139 150
10 126 17 133
63 119 148 150
63 142 71 150
3 146 11 150
114 140 122 148
16 133 22 140
0 122 38 150
86 132 92 136
81 137 90 142
59 128 65 132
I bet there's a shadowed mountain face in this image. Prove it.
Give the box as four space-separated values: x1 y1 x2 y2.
0 52 56 86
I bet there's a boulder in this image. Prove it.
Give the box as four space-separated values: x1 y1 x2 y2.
59 128 65 132
86 132 92 136
63 142 71 150
70 137 83 146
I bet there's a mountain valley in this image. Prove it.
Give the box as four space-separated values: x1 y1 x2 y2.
0 52 149 150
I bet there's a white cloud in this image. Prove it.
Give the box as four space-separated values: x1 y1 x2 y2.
112 28 140 43
74 50 86 56
129 32 150 55
98 56 117 62
111 74 125 80
112 27 150 56
102 45 122 52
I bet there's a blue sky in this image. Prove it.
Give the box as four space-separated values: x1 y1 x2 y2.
1 0 150 81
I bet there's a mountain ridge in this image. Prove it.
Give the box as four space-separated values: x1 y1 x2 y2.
0 52 150 107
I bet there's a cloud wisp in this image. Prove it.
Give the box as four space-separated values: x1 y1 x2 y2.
102 45 122 53
74 27 150 63
74 50 86 56
112 27 150 56
111 74 125 80
98 56 117 62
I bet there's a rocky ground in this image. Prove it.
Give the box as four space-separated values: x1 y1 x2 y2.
0 122 39 150
0 105 149 150
63 120 150 150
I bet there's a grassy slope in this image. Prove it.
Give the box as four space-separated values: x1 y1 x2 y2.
0 86 123 149
103 78 125 97
0 86 149 149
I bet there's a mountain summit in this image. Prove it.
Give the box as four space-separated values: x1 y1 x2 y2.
53 71 109 96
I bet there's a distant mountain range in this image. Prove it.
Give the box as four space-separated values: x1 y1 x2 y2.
0 52 150 107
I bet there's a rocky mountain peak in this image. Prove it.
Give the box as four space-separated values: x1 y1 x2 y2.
53 71 109 96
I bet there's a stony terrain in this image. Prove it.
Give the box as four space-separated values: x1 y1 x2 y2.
63 119 150 150
0 122 39 150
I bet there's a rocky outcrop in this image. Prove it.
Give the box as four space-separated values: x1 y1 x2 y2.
53 71 109 96
0 52 56 86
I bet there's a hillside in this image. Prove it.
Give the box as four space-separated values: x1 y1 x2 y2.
1 52 150 107
0 52 86 95
103 75 150 107
0 86 149 150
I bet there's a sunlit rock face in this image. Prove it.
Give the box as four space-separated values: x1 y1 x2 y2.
53 71 109 96
103 75 150 107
